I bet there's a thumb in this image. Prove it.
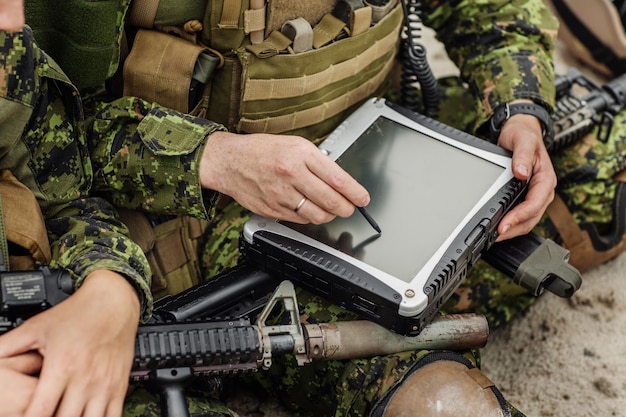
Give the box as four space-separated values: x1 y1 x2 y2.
0 352 43 374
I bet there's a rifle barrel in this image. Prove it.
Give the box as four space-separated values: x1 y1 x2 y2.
304 313 489 360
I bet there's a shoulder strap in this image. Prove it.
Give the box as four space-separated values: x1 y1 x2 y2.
547 0 626 77
0 193 9 271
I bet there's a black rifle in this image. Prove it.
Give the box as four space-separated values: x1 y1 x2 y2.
548 67 626 153
0 264 490 417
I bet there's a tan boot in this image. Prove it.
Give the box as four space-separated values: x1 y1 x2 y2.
372 353 510 417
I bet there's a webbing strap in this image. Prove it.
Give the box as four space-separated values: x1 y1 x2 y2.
128 0 160 28
246 31 293 57
237 55 394 133
551 0 626 75
546 195 585 247
220 0 241 28
312 14 347 49
281 17 314 53
244 5 266 34
0 194 9 272
365 0 398 23
243 28 398 101
350 6 372 36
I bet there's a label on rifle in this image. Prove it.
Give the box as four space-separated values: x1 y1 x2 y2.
1 272 45 308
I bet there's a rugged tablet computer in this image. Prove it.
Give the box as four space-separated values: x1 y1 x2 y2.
240 98 528 336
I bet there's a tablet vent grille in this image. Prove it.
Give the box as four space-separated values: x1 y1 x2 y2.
501 179 526 209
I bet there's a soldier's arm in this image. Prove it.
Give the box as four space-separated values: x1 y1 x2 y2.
424 0 559 239
0 26 151 417
88 96 224 220
87 97 370 223
423 0 559 128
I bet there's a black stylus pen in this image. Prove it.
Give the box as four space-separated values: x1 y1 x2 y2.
357 206 382 234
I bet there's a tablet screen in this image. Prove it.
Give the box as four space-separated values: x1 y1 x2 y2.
282 116 505 282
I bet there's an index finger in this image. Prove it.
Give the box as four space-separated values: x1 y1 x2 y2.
306 151 370 208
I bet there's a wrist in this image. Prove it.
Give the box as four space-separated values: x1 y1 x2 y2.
81 270 141 319
199 130 232 191
489 101 554 146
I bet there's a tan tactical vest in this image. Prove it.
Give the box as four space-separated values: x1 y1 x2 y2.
123 0 403 142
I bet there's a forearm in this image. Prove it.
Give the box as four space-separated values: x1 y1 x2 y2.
424 0 559 129
1 27 154 321
46 197 153 321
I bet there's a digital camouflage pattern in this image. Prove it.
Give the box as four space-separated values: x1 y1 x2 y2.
0 28 153 319
200 200 250 278
87 96 225 219
124 387 233 417
545 110 626 232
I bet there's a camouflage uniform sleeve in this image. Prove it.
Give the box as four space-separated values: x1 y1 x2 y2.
88 97 226 220
0 28 153 321
423 0 559 131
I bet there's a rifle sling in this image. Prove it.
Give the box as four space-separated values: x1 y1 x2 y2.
0 194 8 271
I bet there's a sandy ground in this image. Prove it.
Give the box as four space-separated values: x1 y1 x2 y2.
225 28 626 417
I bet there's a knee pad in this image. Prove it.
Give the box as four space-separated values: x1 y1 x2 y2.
370 351 513 417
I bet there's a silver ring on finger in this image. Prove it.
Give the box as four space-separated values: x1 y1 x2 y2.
294 197 307 212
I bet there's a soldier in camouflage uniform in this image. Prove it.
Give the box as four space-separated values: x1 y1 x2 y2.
0 4 152 417
185 2 559 415
0 0 570 416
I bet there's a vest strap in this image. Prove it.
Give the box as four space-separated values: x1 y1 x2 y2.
312 14 347 49
220 0 242 28
350 6 372 36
